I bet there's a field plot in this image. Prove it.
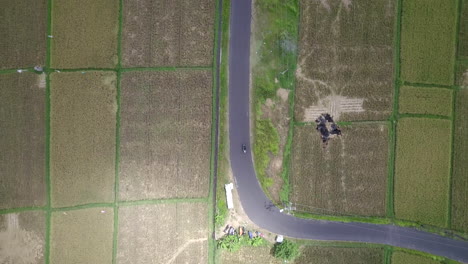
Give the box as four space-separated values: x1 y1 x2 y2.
122 0 214 67
0 0 47 69
458 0 468 58
0 73 46 209
392 251 440 264
294 0 394 122
0 212 45 264
295 246 384 264
50 72 116 207
119 70 211 201
290 124 388 216
50 0 118 68
395 118 451 227
400 0 457 85
452 89 468 233
398 86 453 116
220 246 280 264
117 203 208 264
50 207 114 264
456 63 468 87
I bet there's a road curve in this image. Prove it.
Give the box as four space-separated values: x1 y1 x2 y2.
227 0 468 262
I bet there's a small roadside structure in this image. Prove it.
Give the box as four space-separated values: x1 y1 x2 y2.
276 235 284 243
225 183 234 209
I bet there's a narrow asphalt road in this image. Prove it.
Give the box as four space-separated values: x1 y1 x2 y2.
227 0 468 262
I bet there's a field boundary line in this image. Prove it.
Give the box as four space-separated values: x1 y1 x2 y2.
209 0 223 263
398 113 451 120
121 66 212 72
401 81 456 90
119 197 208 207
384 246 393 264
294 120 388 127
51 203 114 212
0 68 36 74
0 206 47 215
112 0 124 262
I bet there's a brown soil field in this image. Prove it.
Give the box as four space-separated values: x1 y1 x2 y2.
294 0 394 122
51 0 118 68
290 124 389 216
295 246 384 264
392 251 440 264
117 203 208 264
0 0 47 69
50 72 116 207
398 86 453 116
122 0 214 67
50 207 114 264
452 89 468 233
456 63 468 87
119 70 211 201
0 211 45 264
394 118 451 227
220 246 280 264
0 73 46 209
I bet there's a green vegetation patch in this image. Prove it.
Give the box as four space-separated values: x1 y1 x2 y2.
400 0 457 85
51 0 118 68
0 73 46 209
119 70 211 201
458 0 468 58
392 251 441 264
0 211 46 264
295 246 384 264
452 89 468 233
0 0 46 69
290 124 388 216
122 0 215 67
294 0 394 122
50 207 114 264
118 203 208 264
395 118 451 227
50 72 116 207
398 86 453 116
254 119 280 191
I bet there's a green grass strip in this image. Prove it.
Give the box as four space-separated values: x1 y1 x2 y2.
401 81 456 90
398 113 451 120
384 246 393 264
292 211 392 225
387 120 396 219
51 203 114 212
447 91 457 229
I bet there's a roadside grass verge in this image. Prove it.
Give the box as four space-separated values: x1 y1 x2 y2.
251 0 299 204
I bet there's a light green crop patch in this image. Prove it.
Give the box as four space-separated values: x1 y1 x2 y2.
295 246 384 264
50 207 114 264
451 89 468 233
400 0 458 85
392 251 441 264
50 0 118 68
398 86 453 116
50 71 116 208
395 118 451 227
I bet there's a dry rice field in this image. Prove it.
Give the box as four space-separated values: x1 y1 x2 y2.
394 118 451 227
456 63 468 88
0 73 46 209
119 70 212 201
0 0 47 69
398 86 453 116
50 207 114 264
122 0 215 67
50 0 119 68
290 124 389 216
295 246 384 264
50 71 116 207
458 0 468 58
294 0 394 122
117 203 208 264
0 212 46 264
